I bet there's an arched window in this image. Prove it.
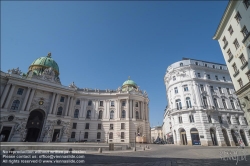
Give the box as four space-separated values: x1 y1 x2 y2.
180 63 183 67
121 110 126 118
86 110 91 119
11 100 20 110
173 76 176 81
76 100 80 105
203 96 208 108
109 132 113 139
136 111 139 119
57 107 63 115
186 97 192 108
98 110 103 119
74 109 79 118
110 110 114 119
222 99 227 109
88 100 92 106
213 98 218 108
176 99 182 110
97 132 101 139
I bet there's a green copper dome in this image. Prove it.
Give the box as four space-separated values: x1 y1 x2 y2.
29 53 59 75
121 76 138 91
122 79 137 86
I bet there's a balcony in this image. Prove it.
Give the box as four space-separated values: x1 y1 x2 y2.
233 70 239 77
227 56 233 63
223 41 228 50
240 62 248 70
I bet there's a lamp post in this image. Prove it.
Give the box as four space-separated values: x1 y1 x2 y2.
134 132 136 151
107 132 109 144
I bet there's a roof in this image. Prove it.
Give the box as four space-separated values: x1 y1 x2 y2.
182 57 226 66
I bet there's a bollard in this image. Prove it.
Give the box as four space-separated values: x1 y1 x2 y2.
98 147 102 153
143 147 145 151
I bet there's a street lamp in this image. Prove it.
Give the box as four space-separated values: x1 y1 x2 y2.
134 132 136 151
107 132 109 144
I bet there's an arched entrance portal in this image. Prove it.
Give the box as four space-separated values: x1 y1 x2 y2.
210 128 218 146
240 129 248 146
180 129 187 145
25 110 45 142
231 130 238 146
222 129 230 146
190 128 200 145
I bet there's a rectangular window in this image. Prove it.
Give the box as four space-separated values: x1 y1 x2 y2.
71 132 76 138
227 117 231 124
213 65 215 69
98 123 101 130
227 49 233 59
241 26 249 38
100 101 103 106
239 54 247 65
183 85 188 91
205 64 207 67
17 88 24 95
246 71 250 81
60 97 65 102
218 87 222 94
197 73 201 78
195 62 198 65
178 116 183 124
235 11 242 23
111 101 115 107
215 75 218 80
121 132 125 139
189 115 194 123
174 87 178 94
243 0 250 8
208 115 212 123
72 123 77 129
223 77 226 81
232 63 238 73
228 25 234 35
110 124 114 130
218 116 223 124
122 101 126 106
85 123 89 129
135 102 138 107
222 36 227 45
121 123 125 129
230 100 235 109
207 74 210 79
200 84 204 92
238 78 243 87
84 132 88 139
233 39 240 50
227 88 230 94
210 86 214 92
235 117 240 125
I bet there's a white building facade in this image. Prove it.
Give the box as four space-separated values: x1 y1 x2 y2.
150 126 163 143
0 53 150 144
164 58 250 146
213 0 250 125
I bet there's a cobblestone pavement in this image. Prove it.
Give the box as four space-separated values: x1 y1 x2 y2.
1 144 250 166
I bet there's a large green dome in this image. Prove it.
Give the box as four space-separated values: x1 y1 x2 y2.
122 79 137 86
29 53 59 75
121 77 138 91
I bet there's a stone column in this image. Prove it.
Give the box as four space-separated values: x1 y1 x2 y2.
105 100 108 119
82 100 87 118
80 99 84 117
21 87 31 111
117 99 120 118
206 85 213 107
52 94 59 114
126 99 129 119
68 97 75 117
94 100 98 119
129 99 132 119
3 84 16 109
25 88 36 111
142 101 144 120
67 97 72 116
64 96 70 116
49 93 56 114
193 83 202 108
0 83 11 108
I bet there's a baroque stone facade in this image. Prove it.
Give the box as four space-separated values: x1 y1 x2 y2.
0 53 150 144
163 58 250 146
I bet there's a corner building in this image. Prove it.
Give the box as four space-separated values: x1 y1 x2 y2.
164 58 250 146
0 53 150 144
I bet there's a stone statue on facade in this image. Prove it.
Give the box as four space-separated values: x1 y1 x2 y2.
69 82 77 89
8 67 22 75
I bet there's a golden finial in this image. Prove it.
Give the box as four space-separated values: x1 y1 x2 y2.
128 76 130 80
47 52 51 57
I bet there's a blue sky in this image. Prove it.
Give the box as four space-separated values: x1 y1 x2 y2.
1 1 228 127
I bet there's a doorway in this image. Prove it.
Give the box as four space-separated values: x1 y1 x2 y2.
190 128 200 145
52 129 60 142
231 130 238 146
0 127 12 142
210 128 218 146
180 129 187 145
222 129 230 146
25 109 45 142
240 129 248 146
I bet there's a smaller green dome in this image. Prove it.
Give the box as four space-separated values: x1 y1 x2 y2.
30 53 59 74
123 79 137 86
